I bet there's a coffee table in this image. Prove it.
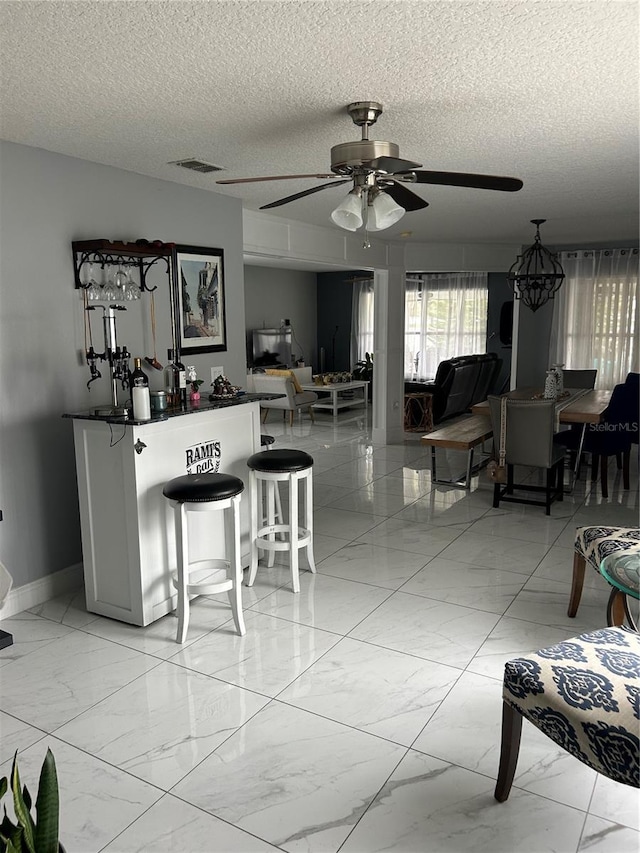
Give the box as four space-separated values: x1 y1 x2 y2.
600 550 640 630
300 380 369 418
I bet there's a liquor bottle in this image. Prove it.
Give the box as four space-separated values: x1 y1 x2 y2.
130 358 151 421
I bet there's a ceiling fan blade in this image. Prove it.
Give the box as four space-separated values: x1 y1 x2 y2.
397 171 524 192
260 180 350 210
383 181 429 212
369 156 422 174
217 173 337 185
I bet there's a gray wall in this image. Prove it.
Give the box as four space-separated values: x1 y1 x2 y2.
0 141 245 588
244 265 317 368
316 271 368 372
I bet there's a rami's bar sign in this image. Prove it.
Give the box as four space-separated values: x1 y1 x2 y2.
185 440 221 474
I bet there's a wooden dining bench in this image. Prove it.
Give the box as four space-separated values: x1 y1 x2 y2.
420 414 493 489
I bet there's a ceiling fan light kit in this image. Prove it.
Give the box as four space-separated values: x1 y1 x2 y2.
217 100 524 244
330 187 364 231
507 219 566 312
366 189 405 231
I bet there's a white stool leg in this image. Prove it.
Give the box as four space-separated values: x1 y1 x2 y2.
175 502 190 644
289 471 300 593
266 480 276 568
247 470 259 587
227 494 246 635
304 468 316 573
273 479 285 539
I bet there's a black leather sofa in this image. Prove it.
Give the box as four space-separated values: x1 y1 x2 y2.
405 352 502 426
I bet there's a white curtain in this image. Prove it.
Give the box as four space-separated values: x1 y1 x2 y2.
350 278 374 367
405 272 488 381
550 248 638 389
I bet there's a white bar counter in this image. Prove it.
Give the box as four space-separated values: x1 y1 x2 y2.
64 393 278 626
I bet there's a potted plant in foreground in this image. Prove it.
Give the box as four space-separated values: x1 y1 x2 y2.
0 748 63 853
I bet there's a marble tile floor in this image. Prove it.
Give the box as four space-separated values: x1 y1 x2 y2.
1 414 638 853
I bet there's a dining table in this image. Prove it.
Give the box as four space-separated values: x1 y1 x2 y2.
471 387 613 491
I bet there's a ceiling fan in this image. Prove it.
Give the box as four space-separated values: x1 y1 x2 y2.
217 101 524 234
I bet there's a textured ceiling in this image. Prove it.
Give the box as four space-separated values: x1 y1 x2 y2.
1 1 638 246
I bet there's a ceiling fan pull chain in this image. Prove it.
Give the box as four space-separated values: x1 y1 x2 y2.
362 190 371 249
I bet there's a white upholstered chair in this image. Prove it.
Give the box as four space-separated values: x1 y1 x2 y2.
249 368 318 426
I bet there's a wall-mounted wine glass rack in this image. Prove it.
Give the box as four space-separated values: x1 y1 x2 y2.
72 238 175 294
72 239 178 417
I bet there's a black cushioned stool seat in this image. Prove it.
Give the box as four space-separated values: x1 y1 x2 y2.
247 448 316 594
163 472 246 644
163 472 244 503
247 449 314 474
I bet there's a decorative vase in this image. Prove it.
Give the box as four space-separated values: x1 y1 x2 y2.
543 369 558 400
551 363 565 395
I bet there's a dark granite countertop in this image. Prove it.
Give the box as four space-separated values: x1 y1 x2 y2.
63 392 285 425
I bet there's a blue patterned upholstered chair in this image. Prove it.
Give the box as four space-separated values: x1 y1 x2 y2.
495 626 640 801
568 526 640 621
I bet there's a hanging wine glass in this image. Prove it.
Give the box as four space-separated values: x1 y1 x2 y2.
103 267 117 302
115 263 128 294
84 263 101 301
124 268 140 301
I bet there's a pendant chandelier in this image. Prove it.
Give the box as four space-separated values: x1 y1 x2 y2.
507 219 565 312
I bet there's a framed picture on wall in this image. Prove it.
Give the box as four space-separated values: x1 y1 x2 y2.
174 245 227 353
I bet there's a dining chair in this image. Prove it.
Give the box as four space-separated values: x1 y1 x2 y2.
555 370 598 471
568 525 640 621
583 382 635 498
625 372 639 450
487 396 564 514
562 369 597 389
494 625 640 803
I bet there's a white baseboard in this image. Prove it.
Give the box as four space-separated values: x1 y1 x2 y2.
0 563 84 619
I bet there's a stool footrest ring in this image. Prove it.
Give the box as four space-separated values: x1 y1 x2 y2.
171 559 235 596
256 525 311 551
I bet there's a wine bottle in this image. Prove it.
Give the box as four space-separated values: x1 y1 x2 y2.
174 351 187 407
164 348 176 405
130 357 151 421
164 349 187 408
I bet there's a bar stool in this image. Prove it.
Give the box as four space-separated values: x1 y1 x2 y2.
247 449 316 593
162 472 246 643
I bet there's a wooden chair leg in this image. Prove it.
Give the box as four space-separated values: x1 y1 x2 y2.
623 449 630 490
289 410 294 427
600 454 609 498
545 466 553 514
494 701 523 803
506 464 514 495
493 482 500 508
568 552 586 617
607 588 626 627
261 408 269 424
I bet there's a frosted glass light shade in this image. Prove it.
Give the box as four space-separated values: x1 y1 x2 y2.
330 191 363 231
367 191 405 231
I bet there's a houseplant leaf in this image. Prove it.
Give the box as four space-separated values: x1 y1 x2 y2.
33 749 59 853
9 755 35 853
1 819 24 853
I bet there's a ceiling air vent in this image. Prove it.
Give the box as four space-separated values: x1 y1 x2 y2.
169 158 224 174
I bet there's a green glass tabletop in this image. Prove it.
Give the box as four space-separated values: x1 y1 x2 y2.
600 550 640 600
